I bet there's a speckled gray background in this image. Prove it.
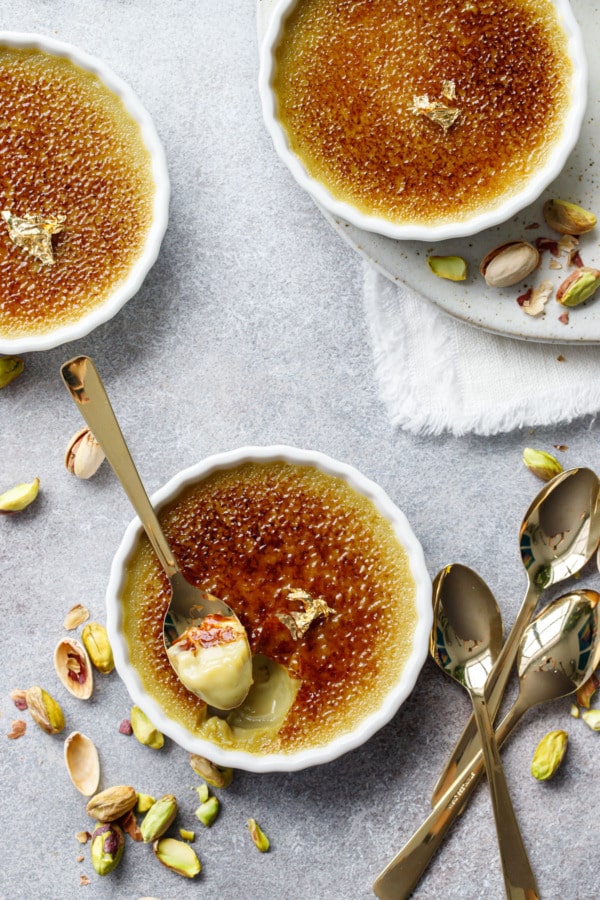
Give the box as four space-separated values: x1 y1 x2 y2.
1 2 600 899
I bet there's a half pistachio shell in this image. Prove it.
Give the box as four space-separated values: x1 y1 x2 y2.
64 731 100 796
54 637 93 699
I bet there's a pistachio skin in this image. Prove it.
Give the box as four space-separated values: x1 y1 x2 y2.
556 268 600 308
543 198 597 236
90 823 125 875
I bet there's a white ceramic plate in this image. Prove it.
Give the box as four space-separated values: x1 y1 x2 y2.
257 0 600 343
106 446 432 772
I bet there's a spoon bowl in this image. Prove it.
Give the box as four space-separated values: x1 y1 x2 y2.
60 356 253 710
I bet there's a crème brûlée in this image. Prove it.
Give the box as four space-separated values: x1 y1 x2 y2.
120 461 419 756
0 46 155 339
272 0 575 227
166 614 253 711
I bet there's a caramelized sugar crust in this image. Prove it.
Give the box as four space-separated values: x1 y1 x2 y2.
122 462 417 753
0 48 154 337
274 0 572 225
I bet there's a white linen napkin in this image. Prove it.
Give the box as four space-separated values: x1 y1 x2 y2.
364 264 600 436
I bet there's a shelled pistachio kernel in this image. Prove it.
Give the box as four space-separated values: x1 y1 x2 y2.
0 478 39 514
189 753 233 788
82 622 114 674
90 823 125 876
131 706 164 749
140 795 178 843
543 199 597 236
179 828 195 842
582 709 600 731
522 448 563 482
0 355 24 388
531 730 568 781
153 838 201 878
427 255 467 281
195 784 209 804
25 686 65 734
247 818 270 852
556 268 600 308
136 793 156 814
86 785 137 823
195 796 219 827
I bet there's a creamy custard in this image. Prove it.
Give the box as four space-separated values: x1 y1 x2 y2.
0 47 155 338
121 461 418 755
273 0 573 226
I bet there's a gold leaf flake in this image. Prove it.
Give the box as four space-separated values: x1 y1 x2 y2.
412 94 460 131
276 588 334 640
1 209 65 265
523 279 553 317
442 80 456 101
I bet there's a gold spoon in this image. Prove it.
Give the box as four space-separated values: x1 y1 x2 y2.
430 564 539 899
60 356 253 710
373 585 600 900
431 467 600 804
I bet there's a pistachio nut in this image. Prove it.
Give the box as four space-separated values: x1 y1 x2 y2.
25 686 65 735
64 427 105 479
136 793 156 813
247 818 270 853
556 267 600 308
0 355 24 389
63 603 90 631
531 730 568 781
570 704 580 718
131 706 164 749
153 837 201 878
179 828 195 842
195 796 219 827
582 709 600 731
195 783 209 804
543 198 597 236
427 255 467 281
86 785 137 823
522 448 563 482
54 637 94 700
189 753 233 789
64 731 100 796
90 823 125 876
81 622 114 674
576 671 599 709
0 478 39 514
480 241 540 288
140 794 178 843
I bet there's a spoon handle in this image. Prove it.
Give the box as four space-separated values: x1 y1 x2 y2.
430 580 540 804
60 356 179 579
470 693 539 900
372 702 525 899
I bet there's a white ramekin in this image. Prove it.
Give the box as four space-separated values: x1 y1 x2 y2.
0 33 169 354
258 0 587 242
106 445 432 773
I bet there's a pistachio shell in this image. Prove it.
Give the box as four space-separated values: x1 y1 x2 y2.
427 255 467 281
543 198 597 236
54 637 94 699
64 427 105 479
480 241 540 288
64 731 100 796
